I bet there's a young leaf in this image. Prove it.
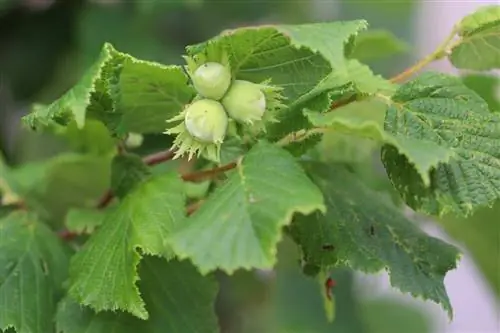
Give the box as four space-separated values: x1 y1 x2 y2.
68 172 186 319
57 257 219 333
289 162 460 319
110 153 151 198
23 43 124 131
187 20 368 104
304 99 454 187
0 211 70 333
168 141 326 275
116 57 195 134
381 72 500 216
65 208 106 235
449 5 500 70
349 29 410 62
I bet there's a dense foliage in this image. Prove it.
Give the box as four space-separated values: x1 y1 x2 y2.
0 4 499 333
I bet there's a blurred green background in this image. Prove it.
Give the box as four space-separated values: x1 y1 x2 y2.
0 1 498 333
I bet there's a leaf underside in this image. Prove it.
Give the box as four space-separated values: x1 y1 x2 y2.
289 162 460 319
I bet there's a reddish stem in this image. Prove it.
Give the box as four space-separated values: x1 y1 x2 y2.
186 199 205 216
58 229 78 241
182 162 237 182
143 149 176 166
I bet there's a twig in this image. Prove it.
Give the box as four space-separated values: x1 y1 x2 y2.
96 190 114 209
329 94 358 111
276 127 328 147
143 148 176 166
390 29 457 83
186 199 205 216
182 162 238 182
58 229 78 241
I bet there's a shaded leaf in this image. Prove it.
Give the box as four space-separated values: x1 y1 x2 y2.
462 73 500 111
4 153 112 223
438 201 500 298
168 141 325 274
68 172 186 319
0 211 70 333
58 257 219 333
350 29 410 61
289 162 460 319
382 72 500 217
110 153 151 198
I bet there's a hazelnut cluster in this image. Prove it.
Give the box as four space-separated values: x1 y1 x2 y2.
165 52 285 162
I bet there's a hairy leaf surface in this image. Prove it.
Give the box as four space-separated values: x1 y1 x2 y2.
382 72 500 216
168 141 325 274
68 172 186 319
289 162 460 319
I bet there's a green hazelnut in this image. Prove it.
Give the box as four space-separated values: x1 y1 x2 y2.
222 80 266 124
184 99 228 144
191 62 232 100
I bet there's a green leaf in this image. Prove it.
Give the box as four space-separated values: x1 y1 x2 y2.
345 60 396 95
168 141 325 274
68 172 186 319
449 5 500 70
350 29 410 61
65 208 106 235
23 43 124 131
438 201 500 298
304 99 454 187
116 57 195 134
5 153 112 223
57 257 219 333
0 211 70 333
289 162 460 319
54 120 116 156
381 72 500 216
187 20 368 105
110 153 151 198
462 73 500 111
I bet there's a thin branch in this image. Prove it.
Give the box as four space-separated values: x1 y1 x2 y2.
143 148 176 166
58 229 78 241
96 190 114 209
182 162 238 183
186 199 205 216
276 127 328 147
390 29 457 83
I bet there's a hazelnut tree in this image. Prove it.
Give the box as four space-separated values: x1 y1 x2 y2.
1 4 499 333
